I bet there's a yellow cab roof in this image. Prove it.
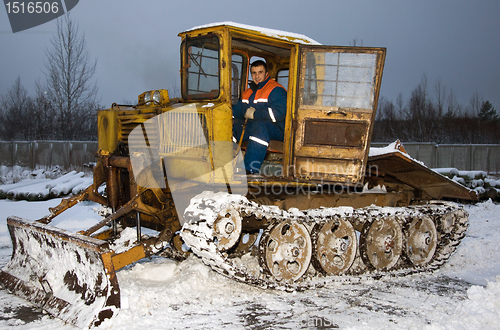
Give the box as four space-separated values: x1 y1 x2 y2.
178 21 322 46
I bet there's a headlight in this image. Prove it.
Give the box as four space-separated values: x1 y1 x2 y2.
153 91 161 103
138 89 169 106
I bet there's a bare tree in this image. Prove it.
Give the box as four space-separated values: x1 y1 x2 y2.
43 15 98 140
396 93 405 117
433 77 447 142
434 77 446 118
404 74 438 141
446 88 461 116
33 85 58 140
375 96 400 141
349 37 363 47
0 77 34 140
467 91 483 117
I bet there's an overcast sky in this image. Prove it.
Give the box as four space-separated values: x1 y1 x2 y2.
1 0 499 112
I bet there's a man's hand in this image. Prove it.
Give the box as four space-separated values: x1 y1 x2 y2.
244 107 256 119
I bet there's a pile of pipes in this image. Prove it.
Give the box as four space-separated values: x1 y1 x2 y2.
0 171 92 201
433 168 500 201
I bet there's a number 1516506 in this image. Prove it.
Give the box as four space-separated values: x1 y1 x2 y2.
5 2 59 14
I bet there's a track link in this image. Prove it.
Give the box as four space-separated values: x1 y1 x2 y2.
180 192 468 291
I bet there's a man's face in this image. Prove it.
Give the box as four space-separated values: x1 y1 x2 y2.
251 65 267 84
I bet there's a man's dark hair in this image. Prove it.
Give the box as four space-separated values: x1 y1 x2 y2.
250 60 267 72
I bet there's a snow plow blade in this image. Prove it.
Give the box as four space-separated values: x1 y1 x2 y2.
0 216 120 328
368 151 477 201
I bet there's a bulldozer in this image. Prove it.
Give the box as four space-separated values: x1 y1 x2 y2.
0 22 476 328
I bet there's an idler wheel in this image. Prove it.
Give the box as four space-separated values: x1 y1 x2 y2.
360 216 403 271
404 216 438 266
213 210 242 251
259 221 312 282
311 218 357 275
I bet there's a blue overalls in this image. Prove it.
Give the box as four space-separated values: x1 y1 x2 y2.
233 76 287 173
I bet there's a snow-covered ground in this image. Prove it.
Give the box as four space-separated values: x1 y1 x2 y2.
0 185 499 329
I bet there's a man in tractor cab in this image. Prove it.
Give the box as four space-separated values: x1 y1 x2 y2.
233 60 287 174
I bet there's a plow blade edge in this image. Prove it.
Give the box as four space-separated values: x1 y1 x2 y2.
0 216 120 328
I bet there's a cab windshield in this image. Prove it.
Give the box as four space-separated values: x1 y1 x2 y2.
184 35 220 100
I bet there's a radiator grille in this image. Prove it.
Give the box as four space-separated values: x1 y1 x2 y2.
119 110 159 151
159 110 209 158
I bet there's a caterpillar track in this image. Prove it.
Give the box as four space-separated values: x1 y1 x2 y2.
180 192 469 291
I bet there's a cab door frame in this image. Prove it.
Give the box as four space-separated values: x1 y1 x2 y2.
291 45 386 185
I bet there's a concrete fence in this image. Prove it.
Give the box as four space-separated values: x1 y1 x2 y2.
371 142 500 174
0 141 499 174
0 141 98 171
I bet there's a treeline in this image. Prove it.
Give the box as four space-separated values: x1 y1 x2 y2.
0 16 99 142
373 75 499 144
0 78 98 141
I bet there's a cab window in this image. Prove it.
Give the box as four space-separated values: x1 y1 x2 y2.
277 69 289 90
231 53 246 104
184 36 220 100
